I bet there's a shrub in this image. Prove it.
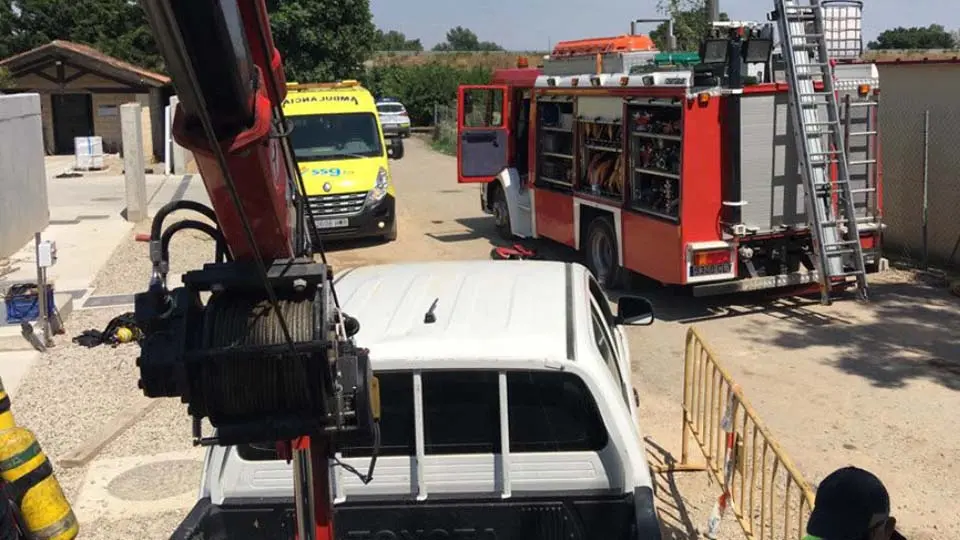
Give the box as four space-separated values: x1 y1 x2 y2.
362 63 492 126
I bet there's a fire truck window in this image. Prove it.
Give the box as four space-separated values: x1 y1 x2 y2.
462 88 504 128
423 371 501 454
507 371 608 452
627 103 683 220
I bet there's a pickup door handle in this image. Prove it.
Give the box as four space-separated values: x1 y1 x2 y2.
462 132 498 144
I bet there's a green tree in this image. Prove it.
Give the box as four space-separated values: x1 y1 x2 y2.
867 25 956 50
362 63 491 125
266 0 375 82
1 0 377 82
432 26 503 52
0 0 162 70
0 0 15 59
0 67 13 88
375 29 423 52
652 0 728 51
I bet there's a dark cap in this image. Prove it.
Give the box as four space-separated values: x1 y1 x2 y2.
807 466 896 539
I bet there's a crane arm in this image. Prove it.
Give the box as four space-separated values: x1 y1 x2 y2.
132 3 378 540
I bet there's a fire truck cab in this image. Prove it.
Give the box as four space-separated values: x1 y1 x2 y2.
457 18 882 296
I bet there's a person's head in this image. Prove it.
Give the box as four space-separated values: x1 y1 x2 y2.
806 466 905 540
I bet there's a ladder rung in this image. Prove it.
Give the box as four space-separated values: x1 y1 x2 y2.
825 250 855 257
849 188 877 194
825 240 861 247
790 33 825 40
848 102 878 108
848 131 877 137
821 216 876 226
848 159 877 166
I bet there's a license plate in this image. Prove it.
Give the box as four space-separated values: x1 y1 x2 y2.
690 262 732 277
316 218 348 229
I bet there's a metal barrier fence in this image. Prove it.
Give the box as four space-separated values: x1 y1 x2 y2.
659 328 816 540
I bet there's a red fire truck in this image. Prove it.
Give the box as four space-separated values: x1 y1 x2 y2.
456 16 882 297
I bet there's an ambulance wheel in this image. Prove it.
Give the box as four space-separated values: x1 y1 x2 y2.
585 216 622 289
383 219 398 242
491 184 513 240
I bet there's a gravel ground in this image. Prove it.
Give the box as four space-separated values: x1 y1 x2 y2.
13 137 958 538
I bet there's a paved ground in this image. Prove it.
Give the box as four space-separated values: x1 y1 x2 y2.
7 137 958 538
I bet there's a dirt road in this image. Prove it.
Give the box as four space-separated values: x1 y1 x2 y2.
13 137 957 538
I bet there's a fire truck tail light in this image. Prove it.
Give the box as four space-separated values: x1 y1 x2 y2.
694 250 731 266
857 84 870 97
697 92 710 104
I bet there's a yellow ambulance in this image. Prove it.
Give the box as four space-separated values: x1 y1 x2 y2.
283 80 400 242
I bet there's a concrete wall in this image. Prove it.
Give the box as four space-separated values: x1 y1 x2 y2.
876 63 960 267
0 94 49 259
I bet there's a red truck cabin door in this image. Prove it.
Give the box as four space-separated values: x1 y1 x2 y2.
457 85 511 183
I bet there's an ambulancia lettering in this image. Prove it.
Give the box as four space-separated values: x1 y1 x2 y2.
283 95 360 106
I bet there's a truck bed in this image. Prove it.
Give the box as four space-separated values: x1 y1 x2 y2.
172 488 659 540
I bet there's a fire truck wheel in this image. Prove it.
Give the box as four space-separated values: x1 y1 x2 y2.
585 216 622 288
491 185 513 240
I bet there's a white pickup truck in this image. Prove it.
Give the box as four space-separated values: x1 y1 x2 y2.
172 260 662 539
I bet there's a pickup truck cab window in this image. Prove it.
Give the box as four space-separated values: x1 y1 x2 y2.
240 369 609 460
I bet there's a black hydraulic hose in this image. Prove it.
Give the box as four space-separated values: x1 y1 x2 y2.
160 220 231 265
151 199 219 242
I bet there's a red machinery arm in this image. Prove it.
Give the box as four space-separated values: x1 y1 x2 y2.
142 0 295 262
136 3 348 540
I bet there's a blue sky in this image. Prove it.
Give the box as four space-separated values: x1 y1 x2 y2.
371 0 957 51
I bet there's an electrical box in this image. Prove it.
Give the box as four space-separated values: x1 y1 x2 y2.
38 240 57 268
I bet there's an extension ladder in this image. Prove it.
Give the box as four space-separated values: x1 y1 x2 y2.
772 0 869 304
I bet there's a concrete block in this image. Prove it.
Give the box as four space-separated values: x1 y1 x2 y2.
121 103 148 222
0 94 49 259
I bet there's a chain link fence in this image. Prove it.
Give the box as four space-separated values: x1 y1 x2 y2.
432 103 457 155
877 64 960 270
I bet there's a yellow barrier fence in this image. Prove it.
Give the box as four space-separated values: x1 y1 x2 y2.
658 328 816 540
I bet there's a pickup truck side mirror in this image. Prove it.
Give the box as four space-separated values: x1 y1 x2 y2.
614 295 654 326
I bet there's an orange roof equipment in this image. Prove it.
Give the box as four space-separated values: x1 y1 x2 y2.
551 34 657 58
